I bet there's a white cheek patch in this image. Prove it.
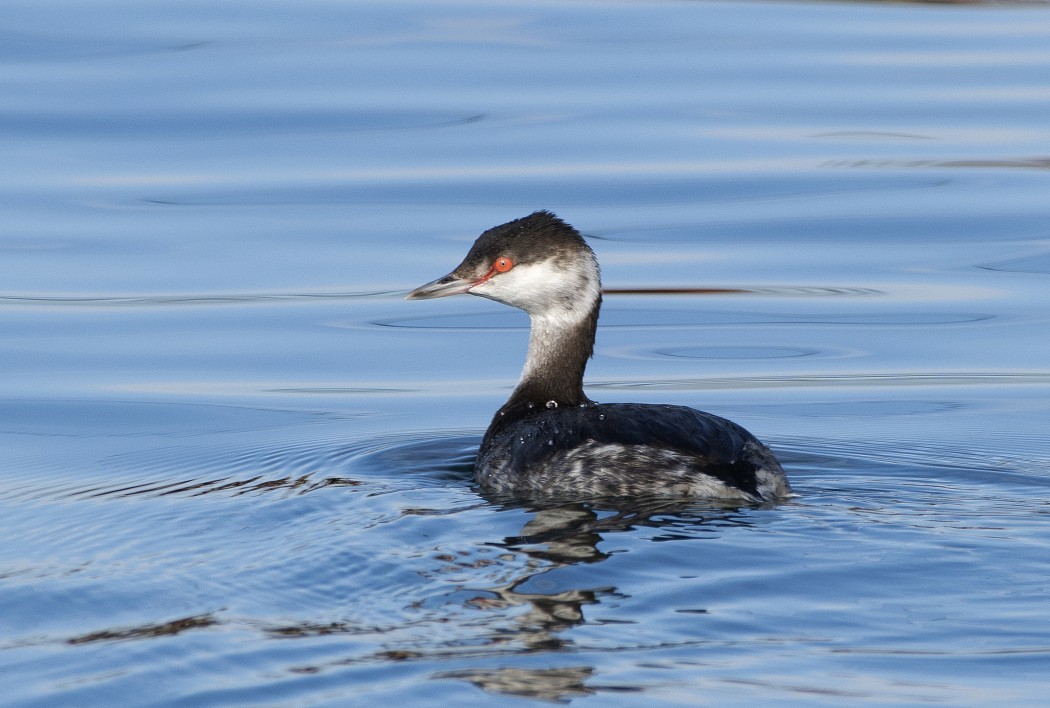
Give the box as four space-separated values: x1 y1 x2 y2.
471 258 600 321
485 261 556 306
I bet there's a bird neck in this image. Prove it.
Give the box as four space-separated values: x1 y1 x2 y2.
503 297 600 411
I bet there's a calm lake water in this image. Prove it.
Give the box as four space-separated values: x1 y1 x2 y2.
4 0 1050 704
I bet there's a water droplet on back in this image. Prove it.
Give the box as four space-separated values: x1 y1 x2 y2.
545 400 558 409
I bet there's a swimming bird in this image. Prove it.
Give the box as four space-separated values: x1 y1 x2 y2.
407 211 789 502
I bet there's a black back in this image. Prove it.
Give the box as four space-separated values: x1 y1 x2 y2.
479 402 764 497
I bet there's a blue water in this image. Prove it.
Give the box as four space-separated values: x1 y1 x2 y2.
4 0 1050 704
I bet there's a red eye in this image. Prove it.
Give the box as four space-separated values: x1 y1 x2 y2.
494 257 513 273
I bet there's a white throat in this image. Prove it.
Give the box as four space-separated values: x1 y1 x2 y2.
487 256 601 400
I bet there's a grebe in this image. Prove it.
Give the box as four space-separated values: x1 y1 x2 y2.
407 211 790 503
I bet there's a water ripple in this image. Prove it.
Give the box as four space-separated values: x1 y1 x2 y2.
589 371 1050 392
377 309 993 331
3 110 486 138
0 290 393 309
40 434 478 502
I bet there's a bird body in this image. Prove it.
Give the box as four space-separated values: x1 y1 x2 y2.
408 211 790 503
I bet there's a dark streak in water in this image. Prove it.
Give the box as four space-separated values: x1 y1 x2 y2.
72 473 363 500
825 156 1050 170
604 287 748 295
377 308 990 331
603 286 881 297
977 250 1050 274
654 345 821 360
67 614 218 645
588 371 1050 392
812 131 935 140
0 285 873 311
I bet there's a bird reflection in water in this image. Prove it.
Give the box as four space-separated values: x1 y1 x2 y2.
434 499 750 702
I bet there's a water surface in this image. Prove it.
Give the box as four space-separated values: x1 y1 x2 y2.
3 0 1050 704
